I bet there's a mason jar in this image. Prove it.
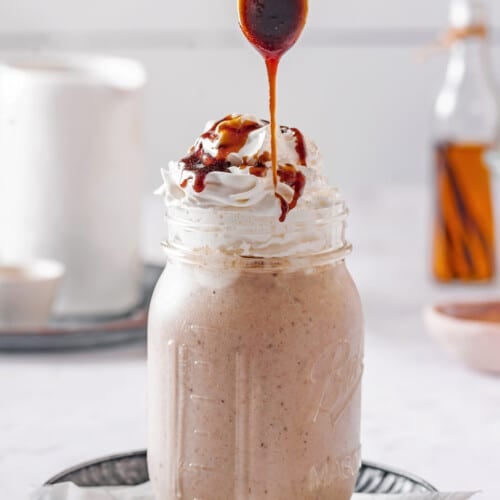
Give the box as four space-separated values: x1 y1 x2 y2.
148 199 364 500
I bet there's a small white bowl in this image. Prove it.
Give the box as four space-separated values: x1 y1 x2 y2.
424 302 500 374
0 260 65 329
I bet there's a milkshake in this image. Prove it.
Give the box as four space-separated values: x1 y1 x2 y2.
148 115 364 500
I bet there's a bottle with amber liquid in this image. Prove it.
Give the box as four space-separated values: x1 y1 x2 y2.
433 0 500 283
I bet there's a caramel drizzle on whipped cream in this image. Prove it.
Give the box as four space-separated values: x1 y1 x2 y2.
179 115 307 222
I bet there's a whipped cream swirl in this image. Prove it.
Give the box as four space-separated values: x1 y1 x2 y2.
158 114 345 257
159 114 336 218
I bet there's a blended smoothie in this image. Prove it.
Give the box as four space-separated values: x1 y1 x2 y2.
148 115 364 500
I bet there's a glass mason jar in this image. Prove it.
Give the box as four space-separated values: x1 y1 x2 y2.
148 200 364 500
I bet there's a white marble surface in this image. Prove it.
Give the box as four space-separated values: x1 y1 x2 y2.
1 185 500 500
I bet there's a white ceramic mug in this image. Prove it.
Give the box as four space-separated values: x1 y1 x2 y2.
0 54 147 316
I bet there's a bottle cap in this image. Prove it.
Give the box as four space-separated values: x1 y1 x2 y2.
449 0 487 29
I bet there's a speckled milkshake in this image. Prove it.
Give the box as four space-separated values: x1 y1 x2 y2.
148 115 364 500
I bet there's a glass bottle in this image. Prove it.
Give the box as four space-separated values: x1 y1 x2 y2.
432 0 500 282
147 204 364 500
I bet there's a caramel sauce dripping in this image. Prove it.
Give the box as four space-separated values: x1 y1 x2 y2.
290 127 307 166
238 0 308 197
180 115 260 193
249 151 271 178
180 116 308 221
201 114 262 160
277 164 306 222
179 146 231 193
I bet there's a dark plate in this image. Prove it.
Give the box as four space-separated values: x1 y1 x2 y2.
0 265 162 351
46 450 438 494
